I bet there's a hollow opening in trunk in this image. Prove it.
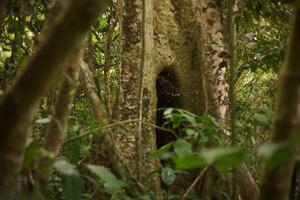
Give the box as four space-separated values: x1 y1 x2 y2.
155 69 180 149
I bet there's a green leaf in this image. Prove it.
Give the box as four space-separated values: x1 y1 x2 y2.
175 154 206 169
185 129 197 136
253 113 269 126
62 175 81 200
86 165 126 194
161 167 176 185
181 112 197 127
257 143 290 167
170 114 184 128
163 108 174 116
99 16 108 29
54 160 79 176
201 147 249 172
35 117 51 124
64 139 81 162
163 109 184 129
234 119 244 129
22 142 39 170
174 139 192 157
151 141 175 158
54 160 81 200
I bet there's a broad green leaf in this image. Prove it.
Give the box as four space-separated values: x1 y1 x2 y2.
174 139 192 157
163 108 174 116
181 112 197 127
201 147 249 172
169 113 184 128
257 143 290 167
86 165 126 194
62 175 81 200
210 118 221 128
175 154 206 169
161 167 176 185
64 139 81 162
151 141 175 158
163 109 184 128
54 160 81 200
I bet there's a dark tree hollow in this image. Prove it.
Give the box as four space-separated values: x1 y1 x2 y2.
155 69 180 150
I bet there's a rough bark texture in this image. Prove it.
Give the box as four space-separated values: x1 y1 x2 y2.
259 8 300 200
200 0 229 123
0 0 109 198
118 0 158 186
118 0 262 198
118 0 229 195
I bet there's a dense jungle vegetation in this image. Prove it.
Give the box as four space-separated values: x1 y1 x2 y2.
0 0 299 199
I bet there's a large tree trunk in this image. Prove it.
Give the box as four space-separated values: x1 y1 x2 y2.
259 7 300 200
118 0 260 198
117 0 229 195
0 0 109 198
117 0 159 189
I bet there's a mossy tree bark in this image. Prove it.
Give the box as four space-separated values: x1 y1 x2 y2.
117 0 230 195
118 0 158 188
259 6 300 200
118 0 259 198
0 0 109 198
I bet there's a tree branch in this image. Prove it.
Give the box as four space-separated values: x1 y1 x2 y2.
0 0 109 197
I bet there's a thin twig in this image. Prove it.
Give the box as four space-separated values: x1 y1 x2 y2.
63 119 177 144
142 120 178 138
63 119 141 144
181 166 209 199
